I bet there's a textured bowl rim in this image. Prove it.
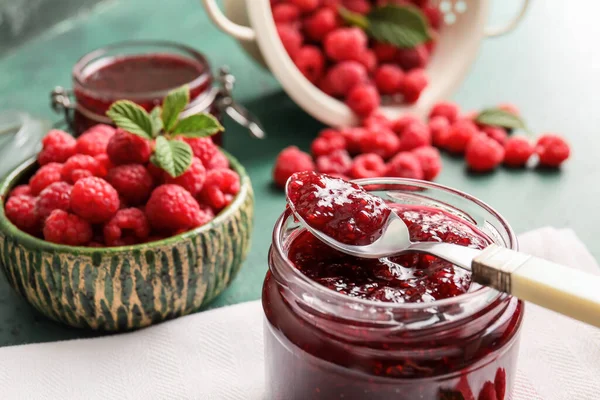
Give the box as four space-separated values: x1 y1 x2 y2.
0 150 252 254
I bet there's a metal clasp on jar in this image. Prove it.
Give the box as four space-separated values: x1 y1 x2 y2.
50 66 265 139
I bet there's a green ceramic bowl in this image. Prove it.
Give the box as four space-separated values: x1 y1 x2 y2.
0 153 254 331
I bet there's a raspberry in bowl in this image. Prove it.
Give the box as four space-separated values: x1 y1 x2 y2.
264 178 523 399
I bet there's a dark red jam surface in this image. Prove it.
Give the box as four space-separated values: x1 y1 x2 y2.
287 171 391 245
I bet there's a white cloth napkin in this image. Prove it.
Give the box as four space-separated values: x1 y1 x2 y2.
0 227 598 400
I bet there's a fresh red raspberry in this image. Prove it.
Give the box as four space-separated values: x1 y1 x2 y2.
401 68 428 104
324 60 367 97
342 0 371 13
445 120 478 153
38 130 76 165
495 369 506 400
289 0 320 13
478 381 498 400
311 129 347 157
273 146 315 188
43 210 92 246
276 24 303 58
315 149 352 175
497 103 520 115
324 27 368 62
374 64 405 95
199 169 241 211
180 137 218 168
429 116 451 147
481 125 508 145
163 157 206 196
103 208 150 246
197 203 216 221
340 127 368 154
304 8 338 41
349 153 386 179
272 3 300 24
355 49 377 73
145 184 204 232
363 112 392 132
94 153 113 175
465 134 505 172
503 136 534 167
61 154 103 183
29 162 63 195
317 75 337 96
386 152 424 179
71 177 120 223
429 101 460 124
412 146 442 181
358 129 400 159
75 125 115 156
346 84 381 117
423 5 442 30
391 114 421 136
535 134 570 167
396 44 429 70
398 120 431 151
106 164 154 205
35 181 72 221
293 46 325 84
373 41 397 63
205 150 229 170
9 185 31 198
147 163 165 183
107 129 152 165
5 195 39 234
321 0 341 9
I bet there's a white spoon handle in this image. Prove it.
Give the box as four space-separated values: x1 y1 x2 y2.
472 244 600 328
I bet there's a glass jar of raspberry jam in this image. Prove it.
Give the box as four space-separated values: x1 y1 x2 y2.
263 179 524 400
51 41 264 144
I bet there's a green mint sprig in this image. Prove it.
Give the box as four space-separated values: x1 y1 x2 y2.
475 108 531 134
106 85 224 178
339 4 431 49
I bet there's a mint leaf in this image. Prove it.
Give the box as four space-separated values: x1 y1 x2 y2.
162 85 190 132
106 100 153 139
172 113 224 138
365 5 430 49
153 136 193 178
338 7 368 30
476 108 529 132
150 106 163 137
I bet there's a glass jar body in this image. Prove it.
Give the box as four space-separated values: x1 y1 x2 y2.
262 179 524 400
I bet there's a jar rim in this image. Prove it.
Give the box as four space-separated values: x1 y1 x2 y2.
271 177 518 312
72 40 212 101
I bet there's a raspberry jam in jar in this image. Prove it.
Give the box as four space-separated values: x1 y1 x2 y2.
264 179 524 400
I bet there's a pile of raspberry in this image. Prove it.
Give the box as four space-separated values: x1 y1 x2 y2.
3 126 240 247
273 101 571 187
273 0 440 116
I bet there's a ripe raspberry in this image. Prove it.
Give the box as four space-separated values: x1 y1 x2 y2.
373 41 397 63
272 3 300 24
199 169 241 211
391 114 421 136
325 61 367 97
145 184 205 232
197 203 216 221
94 153 113 175
480 125 508 145
401 68 428 104
71 177 120 223
5 195 39 234
35 181 72 220
38 130 76 165
349 153 386 179
429 116 451 147
346 84 381 117
273 146 315 188
478 381 498 400
315 149 352 175
423 5 442 30
163 157 206 196
304 8 338 41
293 46 325 84
43 210 92 246
106 164 154 205
289 0 319 13
75 125 115 156
535 134 570 167
342 0 371 13
311 129 347 157
358 129 400 159
355 49 377 73
412 146 442 181
503 136 534 167
340 127 368 154
180 137 218 168
497 103 520 115
276 24 303 58
147 163 165 183
324 27 368 62
61 154 103 183
429 101 460 124
445 120 478 153
386 152 424 179
107 129 152 165
318 75 337 96
363 112 392 132
396 44 429 70
29 162 63 195
465 134 505 172
205 150 229 169
103 208 150 246
398 120 431 151
374 64 405 95
9 185 31 198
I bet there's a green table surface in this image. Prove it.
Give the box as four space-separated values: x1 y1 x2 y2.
0 1 598 347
